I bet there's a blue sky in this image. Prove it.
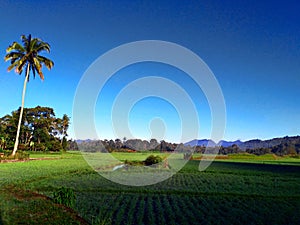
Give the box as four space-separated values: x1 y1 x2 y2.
0 0 299 142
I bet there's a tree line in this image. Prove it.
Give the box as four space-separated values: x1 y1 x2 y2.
0 106 76 152
77 138 188 153
77 136 300 156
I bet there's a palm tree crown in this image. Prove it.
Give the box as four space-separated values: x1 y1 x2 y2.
5 34 54 80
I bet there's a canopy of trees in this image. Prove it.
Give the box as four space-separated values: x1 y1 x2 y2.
77 138 188 153
0 106 74 152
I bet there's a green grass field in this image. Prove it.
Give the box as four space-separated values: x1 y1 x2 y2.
0 152 299 224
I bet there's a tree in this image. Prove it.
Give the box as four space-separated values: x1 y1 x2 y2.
0 106 67 152
51 113 69 146
61 114 70 143
144 155 163 166
4 34 54 156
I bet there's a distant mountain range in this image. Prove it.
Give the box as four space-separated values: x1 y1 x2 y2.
184 139 243 147
76 139 93 144
184 136 300 150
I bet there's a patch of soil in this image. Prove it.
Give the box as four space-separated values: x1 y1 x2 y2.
0 159 29 163
0 157 60 163
29 157 61 161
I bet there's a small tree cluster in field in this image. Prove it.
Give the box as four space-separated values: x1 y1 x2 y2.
0 106 70 152
123 155 164 167
144 155 163 166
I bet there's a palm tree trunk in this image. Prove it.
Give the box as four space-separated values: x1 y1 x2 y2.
12 64 30 156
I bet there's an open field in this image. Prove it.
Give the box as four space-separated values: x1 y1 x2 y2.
192 153 300 165
0 152 300 224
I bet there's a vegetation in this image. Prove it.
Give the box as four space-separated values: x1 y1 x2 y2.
53 187 76 208
0 149 29 161
0 152 299 224
4 34 54 156
124 154 164 166
77 136 300 156
144 154 163 166
0 106 77 153
78 138 184 152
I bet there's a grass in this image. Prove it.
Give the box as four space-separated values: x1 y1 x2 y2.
0 189 87 225
111 152 170 161
192 153 300 166
0 151 299 224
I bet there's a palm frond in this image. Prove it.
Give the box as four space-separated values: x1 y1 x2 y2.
6 42 25 54
7 59 22 72
4 52 24 61
21 35 28 45
35 41 51 53
30 64 36 79
36 55 54 70
29 38 39 52
33 58 44 80
11 58 17 65
16 60 27 75
21 35 31 51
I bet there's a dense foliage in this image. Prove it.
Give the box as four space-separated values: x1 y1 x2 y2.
144 155 163 166
0 106 75 152
78 139 191 153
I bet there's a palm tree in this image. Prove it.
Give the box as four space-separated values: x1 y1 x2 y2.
4 34 54 156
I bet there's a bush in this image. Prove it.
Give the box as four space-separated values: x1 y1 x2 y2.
53 187 76 208
144 155 163 166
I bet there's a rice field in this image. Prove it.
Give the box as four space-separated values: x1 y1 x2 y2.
0 152 299 224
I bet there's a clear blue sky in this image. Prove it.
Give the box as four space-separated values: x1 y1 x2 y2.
0 0 299 142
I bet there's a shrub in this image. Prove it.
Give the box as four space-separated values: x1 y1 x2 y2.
53 187 76 208
144 155 163 166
